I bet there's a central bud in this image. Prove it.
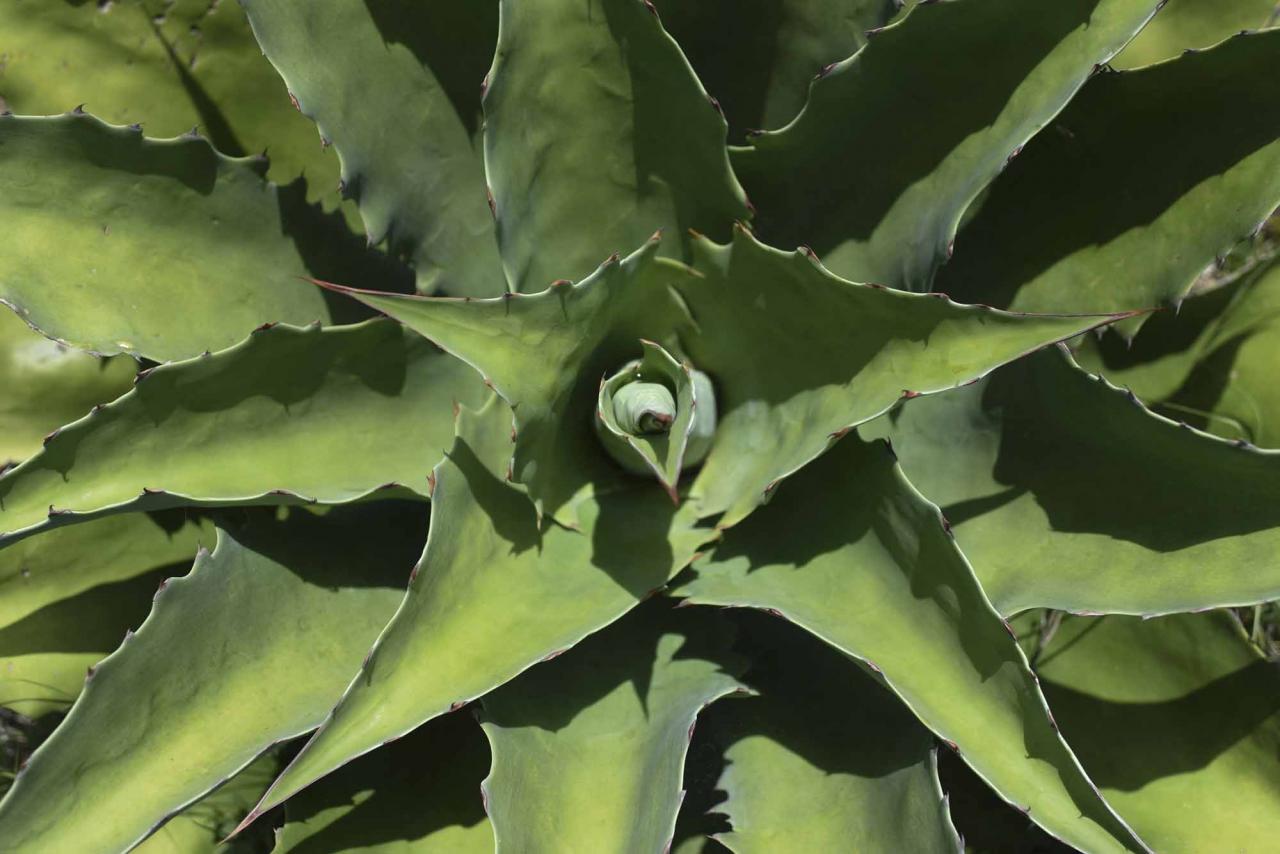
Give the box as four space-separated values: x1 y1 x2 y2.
594 340 717 502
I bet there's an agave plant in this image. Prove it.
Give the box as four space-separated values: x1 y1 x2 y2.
1 0 1278 851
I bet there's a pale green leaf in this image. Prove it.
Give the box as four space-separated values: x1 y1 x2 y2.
0 320 488 548
479 603 743 853
675 435 1148 854
241 0 505 297
735 0 1159 289
1114 0 1275 68
242 396 708 823
484 0 749 292
0 502 425 853
870 345 1280 616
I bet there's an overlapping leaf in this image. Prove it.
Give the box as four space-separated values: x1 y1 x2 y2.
871 345 1280 616
702 616 960 853
479 603 743 853
0 321 487 547
483 0 750 292
0 514 208 718
1029 612 1280 852
1113 0 1275 67
242 0 504 297
0 113 332 361
0 503 425 853
734 0 1159 289
937 30 1280 333
656 0 907 140
241 398 708 822
324 231 1132 530
675 435 1148 853
0 308 134 466
0 0 343 206
274 711 493 853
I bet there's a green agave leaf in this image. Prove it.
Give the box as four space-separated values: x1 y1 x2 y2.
0 514 208 719
0 0 344 208
241 0 504 297
674 435 1149 854
679 229 1136 528
870 345 1280 616
0 307 134 466
655 0 907 140
1079 259 1280 447
937 30 1280 332
0 502 425 853
0 320 487 548
274 711 493 853
1114 0 1275 68
241 396 709 824
0 113 331 361
484 0 749 292
324 231 1130 530
1030 612 1280 853
311 238 692 527
704 615 960 853
479 602 743 853
734 0 1159 289
137 748 284 854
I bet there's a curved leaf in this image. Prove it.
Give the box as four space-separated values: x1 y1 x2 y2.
241 0 504 297
734 0 1159 289
674 435 1149 854
274 711 493 854
326 231 1131 530
483 0 749 292
1114 0 1275 68
705 615 960 854
937 30 1280 331
0 307 134 467
679 230 1136 528
0 502 425 854
0 113 331 361
655 0 906 140
1031 612 1280 853
871 345 1280 616
0 320 487 548
0 515 208 719
241 397 709 824
0 0 344 207
479 603 743 853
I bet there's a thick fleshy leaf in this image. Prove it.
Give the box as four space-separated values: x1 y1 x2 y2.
0 113 333 361
241 397 709 823
1114 0 1275 67
0 320 487 548
0 514 208 718
679 229 1135 527
326 231 1131 529
242 0 504 297
675 435 1148 853
734 0 1159 289
0 308 134 466
1030 612 1280 852
479 603 743 853
1079 259 1280 447
656 0 906 140
937 30 1280 331
704 615 960 853
136 749 283 854
0 0 344 208
483 0 749 292
311 238 693 526
274 711 493 854
871 345 1280 616
0 502 425 853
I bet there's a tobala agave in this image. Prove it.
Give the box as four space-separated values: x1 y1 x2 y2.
1 0 1279 851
